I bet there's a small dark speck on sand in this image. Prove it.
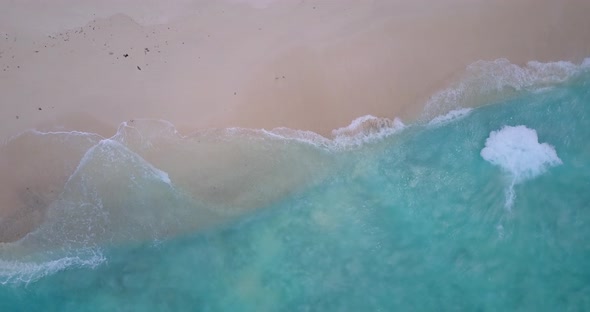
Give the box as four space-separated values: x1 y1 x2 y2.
38 107 42 111
15 116 19 119
137 66 142 70
124 54 129 57
234 92 237 95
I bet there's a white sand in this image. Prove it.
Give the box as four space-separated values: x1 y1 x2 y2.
1 0 589 141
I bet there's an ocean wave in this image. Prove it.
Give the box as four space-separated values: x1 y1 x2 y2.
0 120 335 284
0 114 430 284
423 57 590 119
427 108 473 127
331 115 406 147
0 249 105 285
252 115 406 150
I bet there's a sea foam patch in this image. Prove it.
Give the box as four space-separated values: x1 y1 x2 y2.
481 125 562 208
481 126 562 182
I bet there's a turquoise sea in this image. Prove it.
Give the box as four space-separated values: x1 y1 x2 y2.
1 59 590 311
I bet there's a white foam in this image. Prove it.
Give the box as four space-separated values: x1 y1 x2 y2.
428 108 473 126
481 126 562 182
424 58 590 119
331 115 406 148
66 139 172 187
222 116 407 151
2 129 103 148
0 251 105 285
261 128 332 148
29 130 102 137
481 125 562 209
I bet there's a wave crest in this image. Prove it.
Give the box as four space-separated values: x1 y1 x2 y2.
423 58 590 118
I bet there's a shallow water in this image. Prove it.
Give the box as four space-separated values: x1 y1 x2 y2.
1 61 590 311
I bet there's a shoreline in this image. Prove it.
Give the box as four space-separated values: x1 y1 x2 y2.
2 0 590 242
2 55 589 145
1 56 589 243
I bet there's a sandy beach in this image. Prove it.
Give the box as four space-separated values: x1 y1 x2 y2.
1 0 590 242
1 0 589 141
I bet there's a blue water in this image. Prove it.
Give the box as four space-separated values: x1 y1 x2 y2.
1 71 590 311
